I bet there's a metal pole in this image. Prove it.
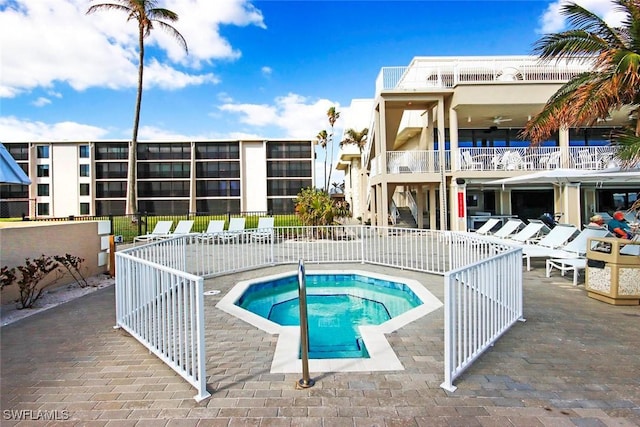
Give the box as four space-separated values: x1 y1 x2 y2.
296 259 315 388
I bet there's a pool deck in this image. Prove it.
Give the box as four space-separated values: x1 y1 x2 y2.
1 261 639 426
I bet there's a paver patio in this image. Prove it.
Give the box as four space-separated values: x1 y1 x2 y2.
1 262 639 426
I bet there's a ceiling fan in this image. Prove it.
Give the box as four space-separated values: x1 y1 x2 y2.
491 116 513 124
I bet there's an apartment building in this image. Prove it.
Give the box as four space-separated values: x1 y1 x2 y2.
337 56 639 231
0 139 314 218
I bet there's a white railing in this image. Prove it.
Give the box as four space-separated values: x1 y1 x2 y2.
375 56 593 94
441 236 523 392
457 146 619 172
386 150 452 174
117 225 523 397
115 251 210 401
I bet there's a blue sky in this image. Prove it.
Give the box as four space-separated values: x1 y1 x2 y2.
0 0 619 184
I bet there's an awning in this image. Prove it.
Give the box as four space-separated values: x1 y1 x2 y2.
0 143 31 185
487 168 640 185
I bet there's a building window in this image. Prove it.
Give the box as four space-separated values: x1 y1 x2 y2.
95 143 128 160
267 141 312 159
37 184 49 196
37 203 49 216
195 161 240 178
95 162 127 179
80 183 90 196
36 145 49 159
195 142 240 160
80 203 90 215
37 164 50 177
96 181 126 198
80 164 90 177
79 145 90 158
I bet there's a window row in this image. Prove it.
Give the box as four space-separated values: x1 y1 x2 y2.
267 142 312 159
195 143 239 160
138 162 190 179
95 143 128 160
267 161 312 177
36 164 90 177
138 143 190 160
36 145 89 159
36 202 89 216
267 179 312 196
196 180 240 197
138 181 190 197
196 161 240 178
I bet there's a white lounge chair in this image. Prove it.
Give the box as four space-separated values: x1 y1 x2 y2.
472 218 500 235
158 220 194 239
523 226 612 271
502 220 550 244
488 219 524 239
133 220 173 243
250 217 275 242
216 217 246 243
196 220 226 243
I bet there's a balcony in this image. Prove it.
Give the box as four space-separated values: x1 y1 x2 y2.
374 146 619 176
374 56 592 96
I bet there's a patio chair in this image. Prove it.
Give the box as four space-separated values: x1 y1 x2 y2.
518 224 580 270
216 217 246 243
195 220 226 243
472 218 500 235
250 217 275 242
487 218 524 239
522 226 612 271
157 220 194 239
545 258 587 286
502 219 550 244
461 151 482 170
133 220 173 243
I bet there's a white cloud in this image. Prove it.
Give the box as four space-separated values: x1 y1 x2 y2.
0 0 265 97
218 93 347 139
32 97 51 107
261 66 273 77
0 116 109 141
538 0 623 33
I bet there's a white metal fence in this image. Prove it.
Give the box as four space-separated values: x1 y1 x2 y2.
116 225 523 399
441 243 524 392
115 252 210 401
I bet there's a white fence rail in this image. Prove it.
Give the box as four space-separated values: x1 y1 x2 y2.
115 252 210 401
441 238 524 392
117 225 523 398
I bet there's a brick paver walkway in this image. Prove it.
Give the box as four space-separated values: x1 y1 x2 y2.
1 262 639 426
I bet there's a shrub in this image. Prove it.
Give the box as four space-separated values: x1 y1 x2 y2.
1 254 88 309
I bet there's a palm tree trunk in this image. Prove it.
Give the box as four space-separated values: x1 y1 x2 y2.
126 25 145 215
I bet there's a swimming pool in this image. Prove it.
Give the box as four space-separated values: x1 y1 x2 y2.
215 270 443 373
235 273 424 359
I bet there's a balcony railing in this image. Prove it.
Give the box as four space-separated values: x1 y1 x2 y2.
378 146 619 175
379 151 452 175
457 146 619 172
375 56 593 95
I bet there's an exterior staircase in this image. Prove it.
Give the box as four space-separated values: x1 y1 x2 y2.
394 207 418 228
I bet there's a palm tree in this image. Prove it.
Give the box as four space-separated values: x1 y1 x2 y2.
522 0 640 167
340 127 368 152
87 0 188 214
315 130 328 191
325 106 340 192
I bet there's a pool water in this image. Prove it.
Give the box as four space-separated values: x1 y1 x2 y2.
235 274 423 359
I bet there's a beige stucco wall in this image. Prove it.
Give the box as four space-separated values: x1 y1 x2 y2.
0 221 109 304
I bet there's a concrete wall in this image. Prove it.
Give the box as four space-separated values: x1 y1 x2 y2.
0 221 110 303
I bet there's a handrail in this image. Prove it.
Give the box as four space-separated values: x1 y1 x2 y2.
296 259 314 389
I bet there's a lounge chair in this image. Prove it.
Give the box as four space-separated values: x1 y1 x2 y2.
133 220 173 243
250 217 275 242
487 218 524 239
216 217 246 243
472 218 500 235
195 220 226 243
502 219 550 244
523 226 612 271
157 220 194 239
